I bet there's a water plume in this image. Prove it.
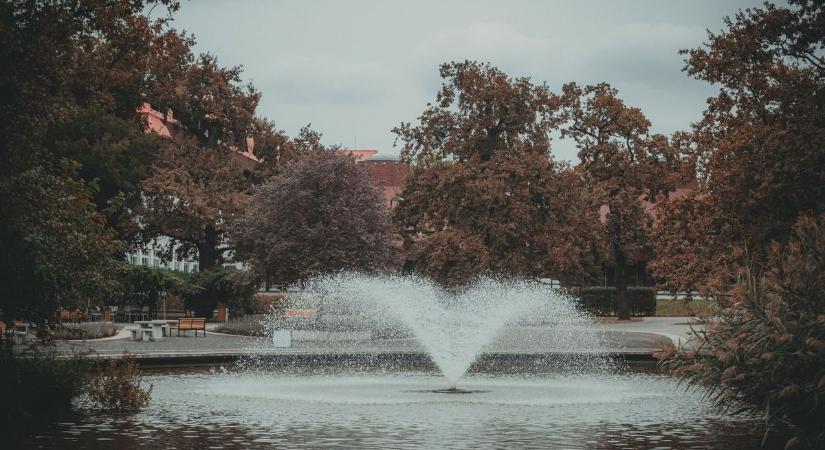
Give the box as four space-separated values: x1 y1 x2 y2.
269 273 607 387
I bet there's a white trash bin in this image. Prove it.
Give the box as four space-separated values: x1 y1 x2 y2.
271 330 292 348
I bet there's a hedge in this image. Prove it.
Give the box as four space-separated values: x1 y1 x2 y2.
575 287 656 317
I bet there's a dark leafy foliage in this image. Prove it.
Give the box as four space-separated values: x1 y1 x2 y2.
576 287 656 317
115 265 185 312
232 152 395 287
393 61 604 286
651 0 825 293
0 342 91 436
0 0 184 323
661 214 825 449
0 166 121 323
181 268 257 319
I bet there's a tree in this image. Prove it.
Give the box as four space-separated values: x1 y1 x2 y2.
553 83 677 319
181 267 256 319
138 51 300 270
50 109 169 246
1 0 189 248
0 0 182 322
661 214 825 449
140 139 249 270
393 61 603 286
231 152 395 287
0 165 121 323
650 0 825 293
116 265 184 313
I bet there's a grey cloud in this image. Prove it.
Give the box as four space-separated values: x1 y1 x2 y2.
170 0 763 162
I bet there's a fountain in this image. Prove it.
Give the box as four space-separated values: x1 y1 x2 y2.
263 273 610 389
27 273 769 448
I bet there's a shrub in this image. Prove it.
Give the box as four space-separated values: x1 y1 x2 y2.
0 342 91 433
655 298 715 317
576 287 656 317
660 215 825 449
182 268 256 319
53 322 117 340
214 316 266 336
85 353 151 411
116 265 185 312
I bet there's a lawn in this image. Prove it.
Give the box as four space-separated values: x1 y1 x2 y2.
655 298 715 317
213 317 266 336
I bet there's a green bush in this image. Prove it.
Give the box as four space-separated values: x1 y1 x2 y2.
53 322 117 340
116 265 185 312
0 342 91 434
182 268 256 319
576 287 656 317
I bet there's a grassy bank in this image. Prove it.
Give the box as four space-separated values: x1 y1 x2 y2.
655 299 714 317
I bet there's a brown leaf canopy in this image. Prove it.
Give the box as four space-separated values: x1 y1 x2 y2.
553 82 678 267
393 61 604 286
393 61 557 165
651 0 825 292
141 139 249 262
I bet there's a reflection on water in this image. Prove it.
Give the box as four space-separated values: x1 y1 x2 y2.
17 367 775 449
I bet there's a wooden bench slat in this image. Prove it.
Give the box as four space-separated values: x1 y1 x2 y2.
175 317 207 337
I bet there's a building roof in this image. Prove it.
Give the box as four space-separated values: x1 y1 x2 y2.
346 149 379 161
138 102 259 168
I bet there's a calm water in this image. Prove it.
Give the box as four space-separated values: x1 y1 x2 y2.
15 366 775 449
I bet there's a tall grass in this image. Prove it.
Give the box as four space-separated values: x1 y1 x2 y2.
661 215 825 449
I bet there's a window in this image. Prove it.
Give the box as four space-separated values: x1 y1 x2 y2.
130 256 137 264
193 264 199 272
175 261 181 271
141 257 148 266
153 259 159 267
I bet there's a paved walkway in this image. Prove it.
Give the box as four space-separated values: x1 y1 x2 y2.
598 316 701 347
55 317 699 361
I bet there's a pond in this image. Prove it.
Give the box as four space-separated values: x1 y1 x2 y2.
17 364 776 449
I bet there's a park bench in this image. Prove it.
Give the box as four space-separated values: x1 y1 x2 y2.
171 317 207 337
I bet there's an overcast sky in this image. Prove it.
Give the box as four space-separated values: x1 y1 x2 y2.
168 0 762 162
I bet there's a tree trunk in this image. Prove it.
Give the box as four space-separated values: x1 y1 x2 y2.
198 224 220 271
614 246 631 321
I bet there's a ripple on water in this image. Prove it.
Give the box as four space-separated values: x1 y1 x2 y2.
15 370 773 449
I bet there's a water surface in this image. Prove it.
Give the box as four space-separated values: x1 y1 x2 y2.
18 367 774 449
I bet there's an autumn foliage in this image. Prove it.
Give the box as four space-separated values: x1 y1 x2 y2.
232 152 395 287
552 82 678 319
0 0 183 322
660 215 825 449
655 2 825 447
393 61 603 286
650 0 825 293
86 353 152 411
